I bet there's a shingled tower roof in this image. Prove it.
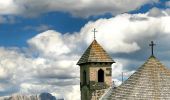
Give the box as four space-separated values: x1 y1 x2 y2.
77 40 114 65
101 56 170 100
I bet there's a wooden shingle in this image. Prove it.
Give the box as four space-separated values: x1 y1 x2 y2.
101 56 170 100
77 40 114 65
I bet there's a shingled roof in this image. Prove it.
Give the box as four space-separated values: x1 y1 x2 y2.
77 40 114 65
101 56 170 100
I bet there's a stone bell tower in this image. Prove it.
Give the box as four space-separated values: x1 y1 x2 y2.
77 39 115 100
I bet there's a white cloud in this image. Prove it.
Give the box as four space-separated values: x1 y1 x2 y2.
112 59 129 78
80 15 141 53
113 79 122 86
28 30 71 58
0 0 20 15
148 7 166 17
147 8 170 17
0 68 8 80
0 0 157 17
63 85 80 100
0 46 79 99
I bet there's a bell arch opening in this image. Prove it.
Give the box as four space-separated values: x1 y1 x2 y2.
98 69 104 82
83 71 87 84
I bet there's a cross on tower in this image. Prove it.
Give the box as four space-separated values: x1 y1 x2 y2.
92 28 98 40
149 41 156 56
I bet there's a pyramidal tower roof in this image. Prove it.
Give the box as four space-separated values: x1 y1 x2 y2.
77 39 114 65
101 56 170 99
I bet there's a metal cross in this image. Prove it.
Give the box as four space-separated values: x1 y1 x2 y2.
92 28 97 40
149 41 156 56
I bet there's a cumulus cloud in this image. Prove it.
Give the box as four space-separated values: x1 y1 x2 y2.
147 7 170 17
28 31 71 58
1 10 170 100
0 0 20 15
0 46 79 99
164 9 170 15
148 7 166 17
0 0 157 17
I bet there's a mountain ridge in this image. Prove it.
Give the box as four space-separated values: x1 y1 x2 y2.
0 92 60 100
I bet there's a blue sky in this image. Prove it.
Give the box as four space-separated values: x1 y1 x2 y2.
0 11 112 47
1 0 170 99
0 0 167 47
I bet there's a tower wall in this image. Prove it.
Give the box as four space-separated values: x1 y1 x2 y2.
89 63 112 85
80 64 90 100
80 63 112 100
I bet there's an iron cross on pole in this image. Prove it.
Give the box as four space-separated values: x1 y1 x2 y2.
149 41 156 56
92 28 97 40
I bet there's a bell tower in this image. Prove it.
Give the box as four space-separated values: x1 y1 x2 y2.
77 39 115 100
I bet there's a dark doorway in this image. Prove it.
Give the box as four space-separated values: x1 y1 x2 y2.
83 71 87 84
98 69 104 82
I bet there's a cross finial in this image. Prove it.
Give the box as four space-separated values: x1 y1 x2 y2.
149 41 156 56
92 28 97 40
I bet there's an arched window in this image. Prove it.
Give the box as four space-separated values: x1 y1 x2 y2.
83 71 87 84
98 69 104 82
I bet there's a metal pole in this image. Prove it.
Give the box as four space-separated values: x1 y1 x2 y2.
122 72 123 83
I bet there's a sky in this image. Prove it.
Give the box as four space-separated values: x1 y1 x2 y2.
0 0 170 99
